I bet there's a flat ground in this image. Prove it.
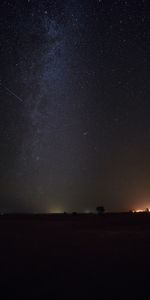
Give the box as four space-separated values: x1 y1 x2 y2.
0 213 150 299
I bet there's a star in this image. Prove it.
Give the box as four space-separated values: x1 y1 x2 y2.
83 131 88 136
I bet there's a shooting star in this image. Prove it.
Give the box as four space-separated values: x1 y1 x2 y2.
0 82 23 102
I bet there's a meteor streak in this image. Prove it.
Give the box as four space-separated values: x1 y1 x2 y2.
0 82 23 102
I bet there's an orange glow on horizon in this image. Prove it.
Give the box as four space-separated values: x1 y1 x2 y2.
132 208 150 213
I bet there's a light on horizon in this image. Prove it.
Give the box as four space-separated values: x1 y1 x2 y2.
132 208 150 213
48 206 64 214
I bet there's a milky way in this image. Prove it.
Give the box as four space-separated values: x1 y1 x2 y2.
0 0 150 212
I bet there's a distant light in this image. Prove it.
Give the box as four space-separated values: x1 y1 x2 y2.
84 210 94 214
84 210 91 214
49 206 64 214
133 208 150 213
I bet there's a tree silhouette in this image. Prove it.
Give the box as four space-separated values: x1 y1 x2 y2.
96 206 105 214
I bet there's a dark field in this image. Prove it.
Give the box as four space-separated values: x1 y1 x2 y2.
0 213 150 299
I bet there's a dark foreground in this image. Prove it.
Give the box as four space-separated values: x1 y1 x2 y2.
0 213 150 299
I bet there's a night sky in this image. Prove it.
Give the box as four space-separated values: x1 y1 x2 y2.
0 0 150 212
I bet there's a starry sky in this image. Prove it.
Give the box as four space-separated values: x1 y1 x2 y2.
0 0 150 212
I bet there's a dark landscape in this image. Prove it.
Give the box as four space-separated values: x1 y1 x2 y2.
0 213 150 299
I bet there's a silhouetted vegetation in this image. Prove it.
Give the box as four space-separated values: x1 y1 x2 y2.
72 212 77 216
96 206 105 214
